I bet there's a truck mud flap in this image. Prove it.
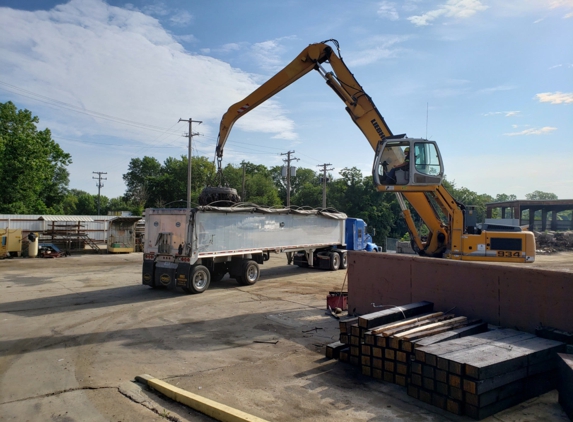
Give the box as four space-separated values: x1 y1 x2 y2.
154 262 178 289
316 252 331 270
142 260 155 286
175 262 191 289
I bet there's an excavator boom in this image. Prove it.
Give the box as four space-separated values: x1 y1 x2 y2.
216 41 394 160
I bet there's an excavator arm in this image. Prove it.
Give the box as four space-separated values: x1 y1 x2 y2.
214 40 468 258
216 40 394 160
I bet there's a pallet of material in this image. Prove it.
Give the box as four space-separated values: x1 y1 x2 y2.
357 311 482 387
325 341 347 360
412 328 566 420
358 301 434 329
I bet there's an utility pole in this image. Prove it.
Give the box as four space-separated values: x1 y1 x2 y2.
317 163 334 208
281 150 299 207
92 171 107 215
178 118 202 208
240 161 247 200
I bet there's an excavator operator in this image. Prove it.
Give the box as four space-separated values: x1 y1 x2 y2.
387 147 410 185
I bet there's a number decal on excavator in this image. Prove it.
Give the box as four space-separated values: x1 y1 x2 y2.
497 251 521 258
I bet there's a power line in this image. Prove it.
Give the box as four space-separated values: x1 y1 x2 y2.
281 150 299 207
317 163 334 208
178 118 202 208
92 171 107 215
0 81 182 135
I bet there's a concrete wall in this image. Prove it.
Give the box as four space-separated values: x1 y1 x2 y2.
347 251 573 333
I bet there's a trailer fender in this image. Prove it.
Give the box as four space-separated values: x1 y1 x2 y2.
176 262 191 289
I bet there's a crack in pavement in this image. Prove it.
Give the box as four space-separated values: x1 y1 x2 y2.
0 385 116 405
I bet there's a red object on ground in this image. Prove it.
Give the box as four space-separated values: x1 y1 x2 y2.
327 292 348 311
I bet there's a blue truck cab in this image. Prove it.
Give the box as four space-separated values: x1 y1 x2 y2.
345 218 379 252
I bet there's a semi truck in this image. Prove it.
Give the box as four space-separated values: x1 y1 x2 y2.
142 205 378 294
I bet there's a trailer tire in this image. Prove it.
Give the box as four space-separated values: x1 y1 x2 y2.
329 252 340 271
185 265 211 294
237 260 260 286
340 251 348 269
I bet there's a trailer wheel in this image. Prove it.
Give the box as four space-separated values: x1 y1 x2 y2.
329 252 340 271
186 265 211 294
340 252 348 269
237 260 260 286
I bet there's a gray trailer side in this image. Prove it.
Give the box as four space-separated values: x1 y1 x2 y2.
142 206 348 294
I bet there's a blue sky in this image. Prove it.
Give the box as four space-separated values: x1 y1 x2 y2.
0 0 572 200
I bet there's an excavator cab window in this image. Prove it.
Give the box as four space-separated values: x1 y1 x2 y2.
414 142 441 176
373 138 444 188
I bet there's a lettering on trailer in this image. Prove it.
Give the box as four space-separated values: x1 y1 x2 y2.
237 104 250 113
371 118 385 139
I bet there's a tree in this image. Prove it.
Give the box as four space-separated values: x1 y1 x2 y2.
270 166 319 205
123 155 215 207
244 173 282 206
0 101 71 213
494 193 517 202
525 190 558 200
123 156 162 208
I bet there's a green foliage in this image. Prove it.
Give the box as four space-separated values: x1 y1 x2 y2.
525 190 558 200
441 177 494 223
221 162 281 206
326 167 402 243
122 155 216 208
61 189 141 216
269 166 320 205
494 193 517 202
0 101 71 213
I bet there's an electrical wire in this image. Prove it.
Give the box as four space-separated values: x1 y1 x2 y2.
0 81 182 134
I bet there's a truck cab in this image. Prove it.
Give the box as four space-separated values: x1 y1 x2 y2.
345 218 379 252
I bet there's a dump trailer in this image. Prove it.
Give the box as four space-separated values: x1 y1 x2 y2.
142 205 368 294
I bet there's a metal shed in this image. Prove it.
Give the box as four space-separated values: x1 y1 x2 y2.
107 216 142 253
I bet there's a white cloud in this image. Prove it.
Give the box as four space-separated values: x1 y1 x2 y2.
476 85 516 95
408 0 488 26
377 2 399 20
483 111 521 117
345 35 411 66
248 36 297 73
0 0 297 155
504 127 557 136
219 42 244 52
170 11 193 27
536 92 573 104
550 0 573 9
142 2 170 17
175 34 198 43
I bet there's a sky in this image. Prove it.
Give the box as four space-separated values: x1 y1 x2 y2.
0 0 572 200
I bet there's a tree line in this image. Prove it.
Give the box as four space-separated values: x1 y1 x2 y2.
0 101 563 244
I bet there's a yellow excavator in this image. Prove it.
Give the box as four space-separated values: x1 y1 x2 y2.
213 39 535 263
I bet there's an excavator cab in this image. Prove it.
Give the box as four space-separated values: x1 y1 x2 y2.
372 138 444 190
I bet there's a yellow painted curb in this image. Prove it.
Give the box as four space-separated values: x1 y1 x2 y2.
136 374 269 422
